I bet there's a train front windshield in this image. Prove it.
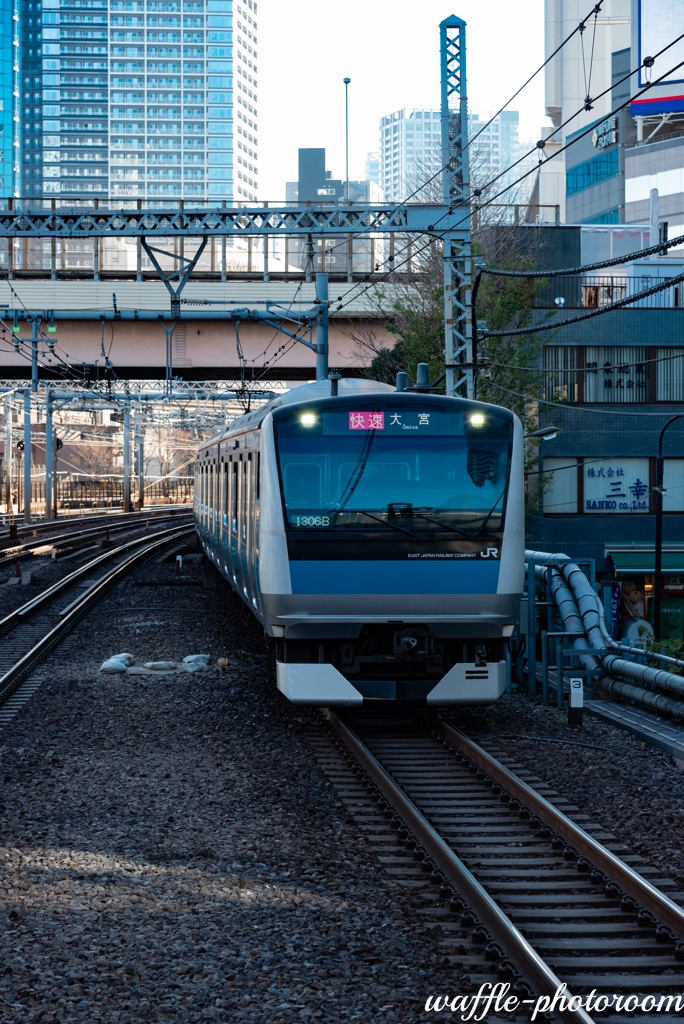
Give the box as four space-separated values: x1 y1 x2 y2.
273 403 513 535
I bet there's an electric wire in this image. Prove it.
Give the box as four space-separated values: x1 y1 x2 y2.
486 380 684 415
481 268 684 337
323 0 608 266
488 347 684 376
332 36 684 319
524 432 684 479
480 233 684 278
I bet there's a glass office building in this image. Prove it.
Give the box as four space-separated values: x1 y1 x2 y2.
19 0 258 200
0 0 18 197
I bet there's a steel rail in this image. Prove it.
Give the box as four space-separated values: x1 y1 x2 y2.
0 523 193 703
0 505 192 542
0 509 192 564
430 716 684 939
1 523 191 625
325 709 593 1024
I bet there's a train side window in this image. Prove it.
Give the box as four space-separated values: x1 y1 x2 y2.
232 459 238 533
241 457 247 540
256 451 260 501
223 463 228 526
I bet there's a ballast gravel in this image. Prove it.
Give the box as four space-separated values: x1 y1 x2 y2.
0 551 454 1023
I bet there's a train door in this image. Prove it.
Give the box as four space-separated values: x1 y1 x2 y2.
221 458 229 569
244 451 254 601
249 449 261 611
239 453 248 584
200 464 206 535
230 454 239 586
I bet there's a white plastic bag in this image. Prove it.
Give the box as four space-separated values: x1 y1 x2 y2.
143 661 178 671
100 658 128 674
111 653 135 666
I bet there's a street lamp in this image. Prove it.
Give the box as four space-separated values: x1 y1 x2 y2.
654 414 683 640
343 77 351 203
526 425 558 440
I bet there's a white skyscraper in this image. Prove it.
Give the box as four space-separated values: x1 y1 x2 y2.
233 0 258 201
469 110 521 198
379 107 523 205
379 108 442 203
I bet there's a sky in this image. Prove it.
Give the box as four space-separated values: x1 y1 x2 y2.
256 0 548 201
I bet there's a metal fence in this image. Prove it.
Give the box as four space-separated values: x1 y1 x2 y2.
2 475 194 515
535 275 683 310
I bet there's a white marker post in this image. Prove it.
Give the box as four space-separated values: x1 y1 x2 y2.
568 677 584 729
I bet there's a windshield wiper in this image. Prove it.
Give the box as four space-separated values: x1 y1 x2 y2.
386 503 476 537
409 511 475 537
339 510 415 536
474 490 506 536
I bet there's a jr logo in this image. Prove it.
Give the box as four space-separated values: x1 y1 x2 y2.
481 547 499 559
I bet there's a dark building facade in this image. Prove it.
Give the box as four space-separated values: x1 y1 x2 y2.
518 226 684 637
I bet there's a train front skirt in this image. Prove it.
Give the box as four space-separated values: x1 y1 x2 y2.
276 659 507 707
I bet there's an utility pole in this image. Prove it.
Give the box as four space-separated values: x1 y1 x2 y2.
440 15 472 399
315 272 329 381
45 390 53 520
654 414 683 639
123 397 131 513
31 317 39 393
4 397 11 516
135 416 145 510
23 388 31 523
344 77 351 203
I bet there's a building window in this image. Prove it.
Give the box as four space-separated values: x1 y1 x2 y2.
544 346 577 403
542 457 578 514
656 348 684 401
543 457 657 514
664 460 684 512
566 150 618 196
581 208 620 225
583 458 650 513
584 346 648 403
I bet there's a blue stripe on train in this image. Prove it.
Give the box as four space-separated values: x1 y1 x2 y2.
289 560 500 595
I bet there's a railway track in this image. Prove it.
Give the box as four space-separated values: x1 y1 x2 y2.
0 521 195 722
0 507 192 563
312 711 684 1022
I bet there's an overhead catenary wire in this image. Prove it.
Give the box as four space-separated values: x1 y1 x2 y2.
487 380 684 416
479 232 684 278
321 1 607 268
480 269 684 337
523 432 684 479
487 347 684 376
333 35 684 320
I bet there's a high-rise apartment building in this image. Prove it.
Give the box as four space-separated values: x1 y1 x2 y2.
469 109 521 197
379 108 441 203
1 0 18 197
19 0 257 201
379 107 522 204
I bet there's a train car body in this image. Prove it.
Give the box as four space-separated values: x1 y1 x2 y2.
195 378 524 707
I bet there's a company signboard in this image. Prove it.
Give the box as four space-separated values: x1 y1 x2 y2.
632 0 684 116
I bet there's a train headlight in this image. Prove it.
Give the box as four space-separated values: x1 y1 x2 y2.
470 414 485 426
301 413 316 427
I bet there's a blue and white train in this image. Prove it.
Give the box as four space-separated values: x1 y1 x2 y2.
194 377 523 707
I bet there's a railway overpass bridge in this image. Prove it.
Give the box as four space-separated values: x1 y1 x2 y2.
0 277 399 382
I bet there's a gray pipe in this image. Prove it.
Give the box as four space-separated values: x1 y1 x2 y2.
526 549 684 701
600 676 684 723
